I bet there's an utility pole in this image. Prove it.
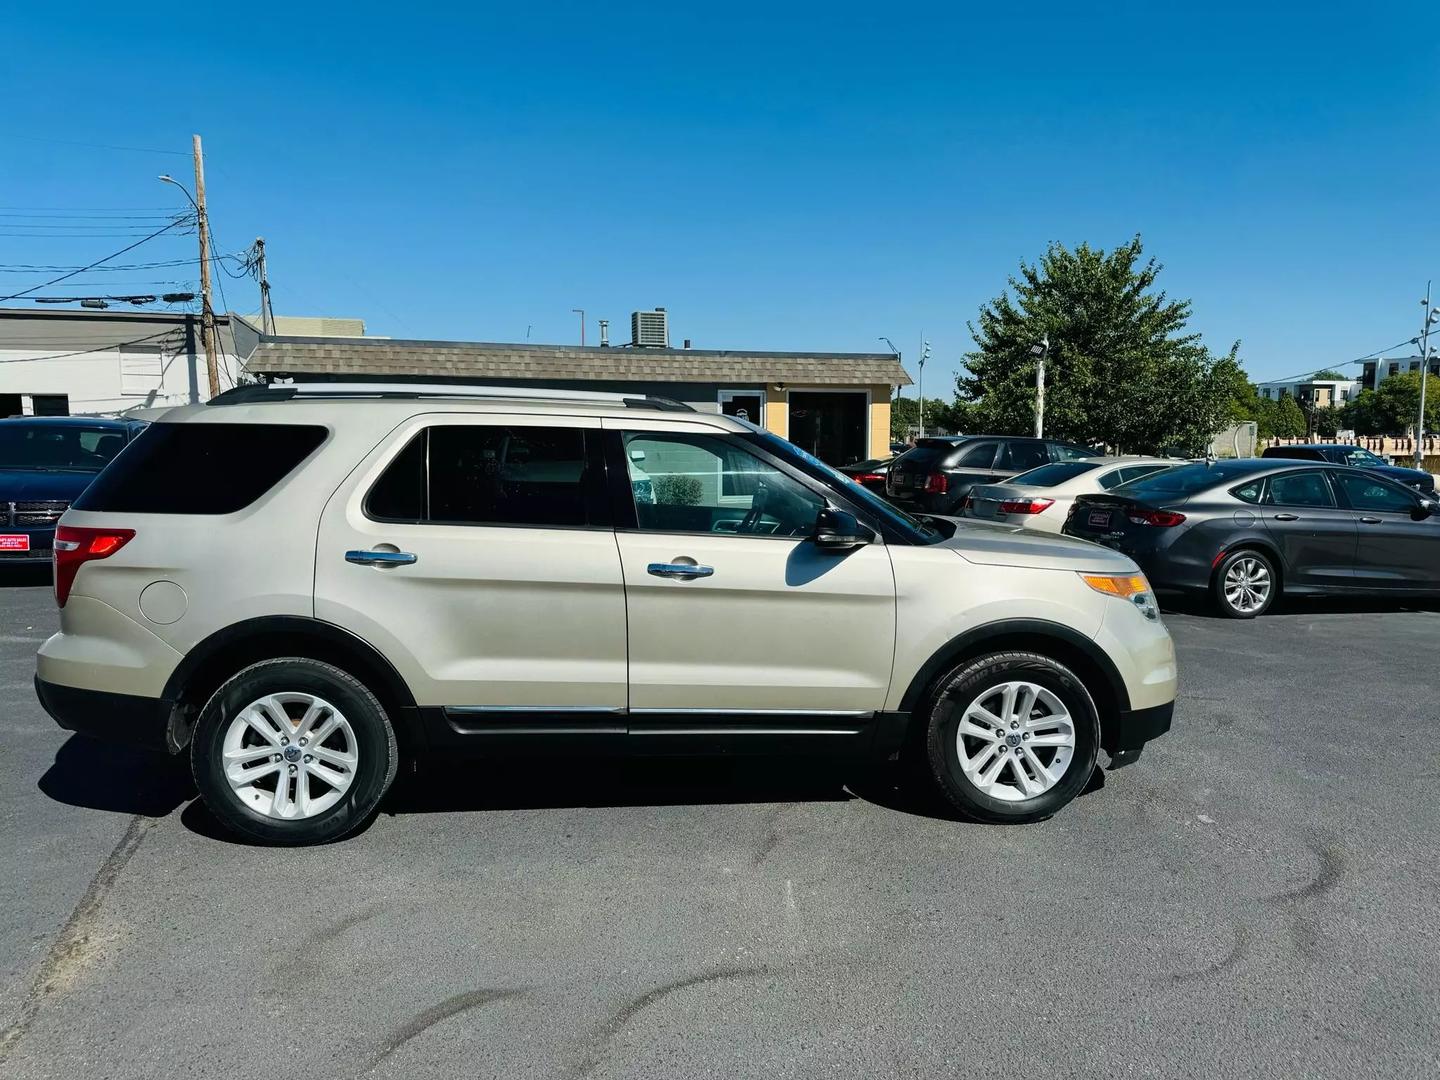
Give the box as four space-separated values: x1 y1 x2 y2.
917 338 931 439
254 237 275 335
190 135 220 398
571 308 586 346
1031 336 1050 438
1417 281 1437 470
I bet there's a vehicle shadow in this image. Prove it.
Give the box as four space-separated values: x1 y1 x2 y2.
0 565 52 588
38 734 195 818
1161 592 1440 619
178 753 984 845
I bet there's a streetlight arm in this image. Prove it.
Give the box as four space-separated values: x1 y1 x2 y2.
158 175 200 216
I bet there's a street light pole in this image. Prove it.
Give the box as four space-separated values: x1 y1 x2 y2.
159 139 218 399
1416 282 1437 470
917 338 931 439
1030 336 1050 438
879 336 902 407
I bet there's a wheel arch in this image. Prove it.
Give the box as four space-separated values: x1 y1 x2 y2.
1213 537 1285 591
162 616 424 755
898 619 1130 750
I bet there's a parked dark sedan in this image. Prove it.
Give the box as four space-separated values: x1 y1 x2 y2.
1261 443 1435 493
884 435 1102 515
1062 459 1440 618
839 456 893 493
0 416 146 564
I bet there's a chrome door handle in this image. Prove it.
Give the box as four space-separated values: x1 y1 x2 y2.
1272 513 1299 521
1359 516 1382 524
346 549 418 566
647 562 714 579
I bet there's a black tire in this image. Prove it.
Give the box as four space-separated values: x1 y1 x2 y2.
190 658 398 845
922 651 1100 824
1211 548 1278 619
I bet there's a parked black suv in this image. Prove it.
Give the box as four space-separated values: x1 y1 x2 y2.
885 435 1102 515
0 416 146 563
1260 444 1435 493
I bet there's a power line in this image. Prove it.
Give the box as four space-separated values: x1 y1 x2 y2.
0 132 189 157
1261 337 1422 386
0 212 184 220
0 205 179 212
0 254 247 273
0 220 191 304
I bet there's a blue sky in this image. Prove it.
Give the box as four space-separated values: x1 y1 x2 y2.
1 1 1435 394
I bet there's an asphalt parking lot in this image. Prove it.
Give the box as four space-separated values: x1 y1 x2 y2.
2 577 1438 1080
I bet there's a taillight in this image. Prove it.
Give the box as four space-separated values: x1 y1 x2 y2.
999 498 1055 515
1127 509 1187 527
923 473 949 495
852 472 884 485
53 526 135 607
960 495 974 511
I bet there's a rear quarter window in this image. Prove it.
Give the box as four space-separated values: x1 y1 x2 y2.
73 422 327 514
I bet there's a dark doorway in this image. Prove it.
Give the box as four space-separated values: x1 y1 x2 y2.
31 394 70 416
720 391 764 427
0 394 21 418
788 391 867 466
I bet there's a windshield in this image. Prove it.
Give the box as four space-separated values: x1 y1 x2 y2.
744 428 944 543
1114 461 1263 501
1342 448 1386 467
0 422 127 472
1007 461 1100 488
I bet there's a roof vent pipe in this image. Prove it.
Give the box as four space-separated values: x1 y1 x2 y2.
599 319 609 347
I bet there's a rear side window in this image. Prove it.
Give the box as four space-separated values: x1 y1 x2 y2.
366 424 598 527
1102 464 1170 489
1264 471 1335 508
952 440 1000 468
1001 440 1049 471
73 422 326 514
1051 443 1099 462
1010 461 1099 488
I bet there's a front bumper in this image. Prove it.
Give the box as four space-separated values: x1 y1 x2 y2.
1104 700 1174 767
0 525 54 564
35 675 181 753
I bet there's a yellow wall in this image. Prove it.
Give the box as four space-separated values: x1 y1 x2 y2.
869 384 892 459
764 386 788 440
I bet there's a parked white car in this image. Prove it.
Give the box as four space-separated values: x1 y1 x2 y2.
35 383 1177 844
962 457 1175 534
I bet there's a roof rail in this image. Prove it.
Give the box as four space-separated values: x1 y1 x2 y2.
206 382 695 412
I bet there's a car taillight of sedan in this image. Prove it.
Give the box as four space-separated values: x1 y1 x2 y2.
999 498 1055 515
1126 509 1187 527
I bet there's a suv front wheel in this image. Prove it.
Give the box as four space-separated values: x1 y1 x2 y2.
922 651 1100 823
190 658 399 845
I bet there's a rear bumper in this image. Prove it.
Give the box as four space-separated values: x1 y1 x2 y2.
1104 700 1174 768
35 675 180 753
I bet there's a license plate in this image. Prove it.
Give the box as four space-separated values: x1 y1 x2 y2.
0 535 31 551
1086 510 1112 528
973 500 999 518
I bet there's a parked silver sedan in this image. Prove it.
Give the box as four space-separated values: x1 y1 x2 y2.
961 456 1175 534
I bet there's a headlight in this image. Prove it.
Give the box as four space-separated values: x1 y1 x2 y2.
1080 572 1160 621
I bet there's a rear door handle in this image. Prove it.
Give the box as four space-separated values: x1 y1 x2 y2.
647 562 714 579
1359 516 1383 524
346 549 418 566
1272 513 1299 521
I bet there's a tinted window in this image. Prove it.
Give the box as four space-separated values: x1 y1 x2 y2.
896 441 963 469
624 431 822 537
1262 447 1324 461
1010 461 1100 488
368 425 592 527
952 440 999 469
1264 471 1335 508
1333 472 1417 513
1002 440 1049 471
1051 443 1100 462
1102 464 1170 489
0 422 128 472
75 423 325 514
1231 479 1263 504
1116 462 1263 500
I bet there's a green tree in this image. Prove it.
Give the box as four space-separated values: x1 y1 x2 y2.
1311 369 1347 380
890 396 971 440
1313 404 1342 438
1273 395 1307 438
1370 371 1439 435
958 236 1238 453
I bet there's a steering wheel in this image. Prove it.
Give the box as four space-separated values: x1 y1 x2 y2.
736 479 770 534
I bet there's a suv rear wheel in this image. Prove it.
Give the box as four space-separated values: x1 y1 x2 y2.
190 658 398 845
922 651 1100 823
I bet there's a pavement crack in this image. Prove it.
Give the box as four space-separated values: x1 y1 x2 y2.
0 814 151 1065
363 988 525 1074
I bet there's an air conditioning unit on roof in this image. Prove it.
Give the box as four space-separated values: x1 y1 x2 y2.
631 308 668 348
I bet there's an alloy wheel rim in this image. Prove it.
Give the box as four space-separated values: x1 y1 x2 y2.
1223 557 1271 613
221 693 359 820
953 680 1076 802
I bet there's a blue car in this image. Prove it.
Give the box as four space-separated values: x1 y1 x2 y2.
0 416 146 565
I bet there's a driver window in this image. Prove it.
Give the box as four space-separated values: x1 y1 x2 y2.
623 432 823 536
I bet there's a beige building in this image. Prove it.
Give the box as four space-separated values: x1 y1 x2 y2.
239 331 910 466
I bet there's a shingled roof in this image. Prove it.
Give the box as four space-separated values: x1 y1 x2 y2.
242 335 912 387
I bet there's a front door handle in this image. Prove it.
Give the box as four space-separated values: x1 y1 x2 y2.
346 549 418 567
1272 513 1299 521
1359 516 1383 524
648 561 714 580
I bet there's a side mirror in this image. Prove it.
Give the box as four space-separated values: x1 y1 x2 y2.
814 506 875 550
1415 498 1438 520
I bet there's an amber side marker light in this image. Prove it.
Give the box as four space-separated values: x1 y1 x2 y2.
1079 573 1150 598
